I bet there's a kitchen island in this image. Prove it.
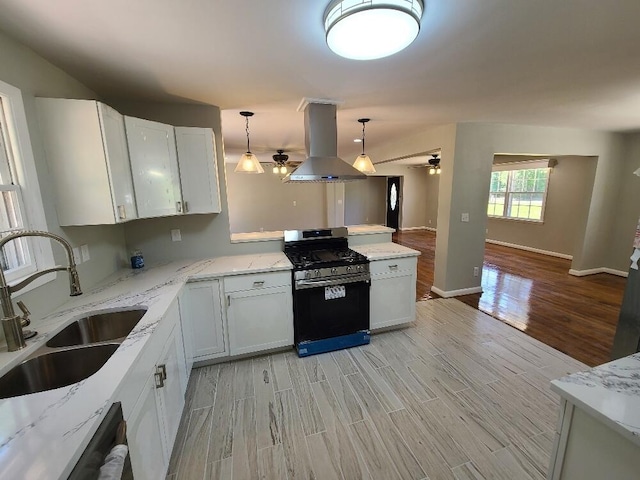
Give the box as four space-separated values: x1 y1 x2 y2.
549 353 640 479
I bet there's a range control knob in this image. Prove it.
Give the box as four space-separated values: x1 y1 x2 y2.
314 269 321 278
331 267 337 274
356 265 363 272
346 266 353 273
305 271 311 279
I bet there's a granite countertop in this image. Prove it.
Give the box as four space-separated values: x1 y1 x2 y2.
347 224 396 235
551 353 640 447
352 242 420 260
0 252 291 480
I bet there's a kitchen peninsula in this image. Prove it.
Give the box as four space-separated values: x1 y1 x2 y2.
0 230 419 479
548 353 640 479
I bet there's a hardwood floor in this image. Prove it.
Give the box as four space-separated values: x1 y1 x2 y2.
168 299 586 480
393 230 626 367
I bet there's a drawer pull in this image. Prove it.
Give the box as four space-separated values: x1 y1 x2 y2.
117 205 126 220
184 201 189 213
158 364 167 380
154 371 164 388
176 201 183 213
388 264 399 270
252 281 265 287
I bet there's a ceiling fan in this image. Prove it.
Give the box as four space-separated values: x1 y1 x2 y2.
265 149 301 174
427 154 441 175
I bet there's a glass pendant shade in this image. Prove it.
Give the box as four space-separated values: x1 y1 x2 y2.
324 0 423 60
235 152 264 174
280 166 288 174
272 165 279 174
353 154 376 174
436 167 441 174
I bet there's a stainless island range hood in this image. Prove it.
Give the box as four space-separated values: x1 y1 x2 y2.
284 101 367 183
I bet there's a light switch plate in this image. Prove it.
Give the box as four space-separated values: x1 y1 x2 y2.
73 247 82 265
171 229 182 242
461 213 470 222
80 244 90 262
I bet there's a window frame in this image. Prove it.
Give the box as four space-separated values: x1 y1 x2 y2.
0 79 55 293
488 160 552 223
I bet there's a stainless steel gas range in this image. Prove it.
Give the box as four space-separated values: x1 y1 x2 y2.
284 227 371 357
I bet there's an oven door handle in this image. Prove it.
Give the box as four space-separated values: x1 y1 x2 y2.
295 276 370 290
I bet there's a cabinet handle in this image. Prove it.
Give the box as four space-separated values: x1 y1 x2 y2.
117 205 126 220
252 281 265 288
184 201 189 213
388 264 399 271
227 295 231 307
154 371 165 388
176 201 183 213
158 364 167 380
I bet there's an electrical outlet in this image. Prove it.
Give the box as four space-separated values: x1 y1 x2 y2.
461 213 470 222
80 244 90 262
171 229 182 242
473 266 479 277
73 247 82 265
293 200 297 207
428 219 432 225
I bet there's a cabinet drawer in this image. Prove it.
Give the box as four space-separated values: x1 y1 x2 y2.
224 271 291 293
370 256 417 276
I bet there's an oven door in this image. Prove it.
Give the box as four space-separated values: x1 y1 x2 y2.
293 279 370 345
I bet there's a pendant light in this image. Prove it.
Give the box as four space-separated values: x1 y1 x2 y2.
324 0 424 60
235 111 264 174
353 118 376 174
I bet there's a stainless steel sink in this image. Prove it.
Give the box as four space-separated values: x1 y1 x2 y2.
46 309 147 348
0 343 119 400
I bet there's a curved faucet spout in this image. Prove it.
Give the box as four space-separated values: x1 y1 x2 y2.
0 230 82 319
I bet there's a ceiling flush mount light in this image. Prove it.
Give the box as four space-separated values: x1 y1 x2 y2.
324 0 424 60
272 150 289 175
235 111 264 174
353 118 376 174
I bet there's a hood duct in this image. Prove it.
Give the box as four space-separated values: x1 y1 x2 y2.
284 102 367 182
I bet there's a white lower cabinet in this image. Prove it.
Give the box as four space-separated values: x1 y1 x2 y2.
182 279 228 361
127 302 187 479
224 273 293 356
370 257 417 330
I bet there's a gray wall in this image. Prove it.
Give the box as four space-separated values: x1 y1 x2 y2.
608 132 640 271
225 165 327 233
487 155 597 256
0 30 128 326
344 176 386 226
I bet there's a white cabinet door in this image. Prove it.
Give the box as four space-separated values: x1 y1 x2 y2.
177 289 195 373
35 98 136 226
175 127 221 214
125 116 182 218
184 280 227 360
97 103 138 222
226 285 293 356
128 372 168 480
155 324 186 462
370 269 416 330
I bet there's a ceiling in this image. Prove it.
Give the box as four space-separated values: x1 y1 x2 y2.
1 0 640 165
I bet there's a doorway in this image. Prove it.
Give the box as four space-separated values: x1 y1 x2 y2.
386 176 401 229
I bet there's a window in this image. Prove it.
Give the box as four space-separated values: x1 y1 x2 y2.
0 79 54 289
487 161 551 222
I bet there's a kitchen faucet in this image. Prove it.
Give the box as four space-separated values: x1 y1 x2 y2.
0 230 82 352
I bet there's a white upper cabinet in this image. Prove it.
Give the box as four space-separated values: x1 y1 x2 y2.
175 127 221 214
36 98 138 226
125 116 183 218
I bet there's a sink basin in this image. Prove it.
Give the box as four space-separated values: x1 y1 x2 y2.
46 309 147 348
0 344 119 400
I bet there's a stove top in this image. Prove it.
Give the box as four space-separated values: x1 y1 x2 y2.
285 248 368 270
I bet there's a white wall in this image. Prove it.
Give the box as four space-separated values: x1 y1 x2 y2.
225 165 327 233
344 176 386 226
487 155 597 256
0 30 128 325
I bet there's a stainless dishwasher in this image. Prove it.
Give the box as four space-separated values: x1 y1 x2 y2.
68 402 133 479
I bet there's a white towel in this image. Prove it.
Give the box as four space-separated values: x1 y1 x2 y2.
98 444 129 480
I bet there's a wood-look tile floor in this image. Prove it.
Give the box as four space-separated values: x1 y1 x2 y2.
167 299 587 480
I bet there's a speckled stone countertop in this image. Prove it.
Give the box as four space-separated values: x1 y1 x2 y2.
0 252 291 480
351 242 420 261
551 353 640 447
229 224 395 243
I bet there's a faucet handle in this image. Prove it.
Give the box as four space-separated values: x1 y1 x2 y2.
17 300 31 327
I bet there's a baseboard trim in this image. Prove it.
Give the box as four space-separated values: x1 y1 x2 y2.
569 268 628 278
431 285 483 298
400 226 437 232
486 239 572 260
